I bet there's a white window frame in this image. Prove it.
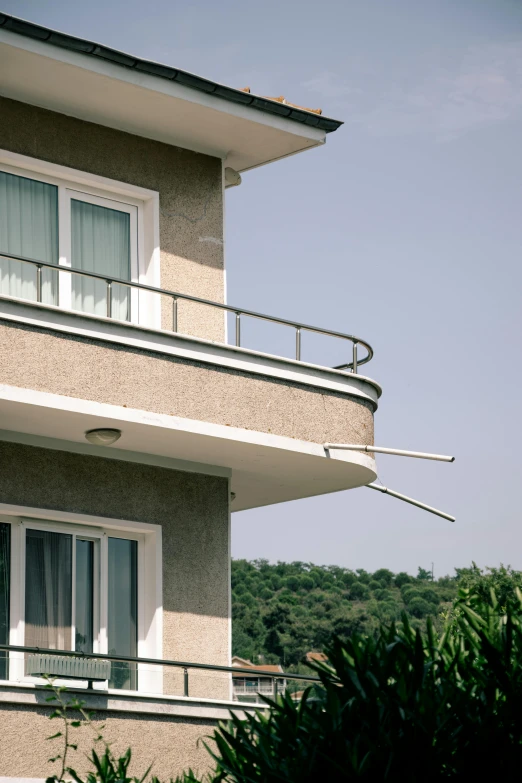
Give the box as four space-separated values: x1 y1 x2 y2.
61 188 139 319
0 504 162 695
0 149 161 330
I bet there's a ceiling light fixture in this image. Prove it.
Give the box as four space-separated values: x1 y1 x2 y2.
85 428 122 446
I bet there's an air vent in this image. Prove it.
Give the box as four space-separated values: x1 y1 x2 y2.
25 654 111 682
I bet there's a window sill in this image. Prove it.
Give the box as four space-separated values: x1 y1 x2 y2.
0 680 267 721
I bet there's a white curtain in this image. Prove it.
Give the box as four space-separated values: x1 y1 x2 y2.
25 529 72 650
71 199 131 321
0 171 59 304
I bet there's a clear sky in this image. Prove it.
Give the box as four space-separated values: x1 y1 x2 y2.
4 0 522 577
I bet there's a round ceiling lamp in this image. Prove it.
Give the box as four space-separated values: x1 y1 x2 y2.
85 428 122 446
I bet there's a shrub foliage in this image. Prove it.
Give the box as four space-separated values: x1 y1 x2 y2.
204 583 522 781
46 566 522 782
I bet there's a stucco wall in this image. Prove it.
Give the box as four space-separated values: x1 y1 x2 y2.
0 702 216 779
0 441 230 700
0 320 374 445
0 96 225 341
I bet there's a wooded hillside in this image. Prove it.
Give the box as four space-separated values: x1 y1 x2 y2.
232 560 520 668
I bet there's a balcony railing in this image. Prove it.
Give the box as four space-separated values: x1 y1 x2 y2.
0 252 373 373
233 682 283 695
0 644 320 703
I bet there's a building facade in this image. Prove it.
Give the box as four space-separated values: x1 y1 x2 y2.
0 12 380 780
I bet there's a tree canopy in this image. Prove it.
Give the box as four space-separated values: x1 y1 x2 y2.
232 559 520 669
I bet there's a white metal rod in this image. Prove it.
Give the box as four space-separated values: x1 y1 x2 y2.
366 483 455 522
324 444 455 463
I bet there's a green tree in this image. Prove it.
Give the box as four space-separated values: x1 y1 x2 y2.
394 571 413 587
372 568 394 587
350 582 370 601
408 597 437 618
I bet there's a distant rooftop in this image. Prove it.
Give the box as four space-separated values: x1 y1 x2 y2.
305 651 329 663
231 656 284 674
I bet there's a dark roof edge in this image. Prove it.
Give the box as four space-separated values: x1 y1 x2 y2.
0 12 343 134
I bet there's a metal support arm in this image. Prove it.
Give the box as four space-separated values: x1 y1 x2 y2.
324 444 455 463
366 483 455 522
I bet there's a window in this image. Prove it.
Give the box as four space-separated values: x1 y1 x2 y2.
108 537 138 690
0 170 58 305
0 153 158 326
0 511 161 693
0 523 10 681
23 524 139 690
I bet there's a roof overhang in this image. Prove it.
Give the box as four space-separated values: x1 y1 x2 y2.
0 385 376 512
0 20 340 172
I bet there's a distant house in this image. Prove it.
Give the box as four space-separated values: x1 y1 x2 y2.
232 656 286 703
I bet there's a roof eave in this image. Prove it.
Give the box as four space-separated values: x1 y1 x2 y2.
0 12 343 135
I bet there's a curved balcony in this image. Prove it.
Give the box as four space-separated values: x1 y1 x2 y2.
0 251 373 373
0 251 381 511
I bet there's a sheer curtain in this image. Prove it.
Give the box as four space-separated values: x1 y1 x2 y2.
25 529 72 650
71 199 131 320
0 171 58 304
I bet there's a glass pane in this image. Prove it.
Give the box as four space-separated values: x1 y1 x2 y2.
0 524 10 680
71 199 131 321
25 529 72 650
75 539 94 654
0 171 58 305
108 538 137 690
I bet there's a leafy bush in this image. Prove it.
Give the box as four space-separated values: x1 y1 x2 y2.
201 586 522 781
46 582 522 782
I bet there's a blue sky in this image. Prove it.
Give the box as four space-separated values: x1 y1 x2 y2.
4 0 522 576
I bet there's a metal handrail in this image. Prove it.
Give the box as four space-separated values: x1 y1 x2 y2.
0 251 373 373
0 643 320 699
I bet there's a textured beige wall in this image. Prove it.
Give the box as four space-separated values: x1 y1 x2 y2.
0 97 224 341
0 441 230 700
0 321 374 445
0 702 216 779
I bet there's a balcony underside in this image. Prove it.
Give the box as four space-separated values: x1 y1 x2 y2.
0 385 376 511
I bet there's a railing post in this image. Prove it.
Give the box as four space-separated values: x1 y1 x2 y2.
295 327 301 361
235 312 241 347
106 281 112 319
36 264 42 303
352 341 358 374
172 297 178 332
183 667 189 697
272 677 278 699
